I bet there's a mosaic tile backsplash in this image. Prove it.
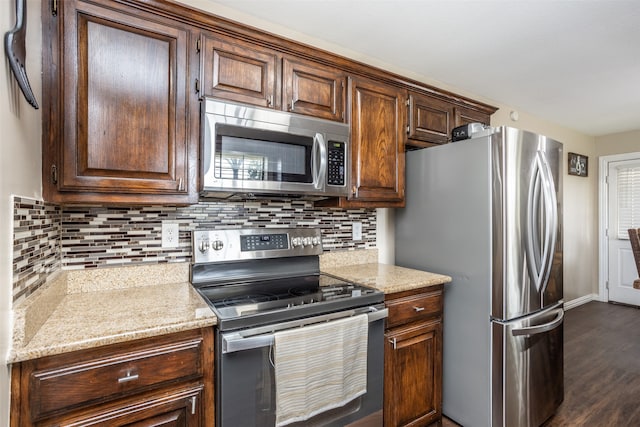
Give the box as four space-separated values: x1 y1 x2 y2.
13 196 376 302
13 197 61 302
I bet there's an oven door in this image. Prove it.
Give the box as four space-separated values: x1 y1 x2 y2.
216 307 387 427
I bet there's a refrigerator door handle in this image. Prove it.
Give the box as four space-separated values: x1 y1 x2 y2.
526 150 558 293
538 151 558 295
511 308 564 336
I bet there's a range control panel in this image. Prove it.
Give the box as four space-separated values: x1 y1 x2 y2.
240 233 288 251
192 228 323 264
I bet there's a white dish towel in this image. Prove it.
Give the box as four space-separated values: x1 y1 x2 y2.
274 314 369 427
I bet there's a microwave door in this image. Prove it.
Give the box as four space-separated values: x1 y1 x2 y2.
211 126 315 193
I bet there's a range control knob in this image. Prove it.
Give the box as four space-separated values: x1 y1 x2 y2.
303 237 312 246
199 240 210 253
291 237 301 247
211 240 224 251
312 237 321 246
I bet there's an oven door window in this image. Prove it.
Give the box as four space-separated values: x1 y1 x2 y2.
214 124 313 183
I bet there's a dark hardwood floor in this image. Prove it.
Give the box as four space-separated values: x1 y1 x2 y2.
544 301 640 426
442 301 640 426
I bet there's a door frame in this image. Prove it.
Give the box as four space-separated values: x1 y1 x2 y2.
598 151 640 302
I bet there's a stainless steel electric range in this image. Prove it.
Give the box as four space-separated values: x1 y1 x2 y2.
190 228 386 427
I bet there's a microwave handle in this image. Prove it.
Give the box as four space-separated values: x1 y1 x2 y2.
313 133 327 190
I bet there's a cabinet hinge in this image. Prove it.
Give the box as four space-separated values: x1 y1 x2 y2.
51 164 58 184
405 99 410 107
406 125 410 134
195 78 200 94
190 396 197 415
606 281 610 290
51 0 58 16
196 38 201 53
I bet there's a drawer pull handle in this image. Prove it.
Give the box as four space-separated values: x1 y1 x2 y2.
413 306 425 312
190 396 197 415
389 337 397 350
118 373 139 384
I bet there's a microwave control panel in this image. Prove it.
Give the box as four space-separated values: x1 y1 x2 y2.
327 141 346 186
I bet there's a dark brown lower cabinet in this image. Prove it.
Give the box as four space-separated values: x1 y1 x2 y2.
10 328 214 427
384 286 443 427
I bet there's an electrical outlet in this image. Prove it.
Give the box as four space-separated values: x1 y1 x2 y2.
352 222 362 241
161 222 179 248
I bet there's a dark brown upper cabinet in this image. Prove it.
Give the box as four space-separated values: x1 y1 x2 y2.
42 0 198 205
282 56 346 122
348 76 406 205
406 91 494 149
407 92 453 147
454 105 492 127
199 33 346 122
199 32 278 109
316 75 406 208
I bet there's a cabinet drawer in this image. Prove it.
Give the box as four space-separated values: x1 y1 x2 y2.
29 336 204 420
386 290 442 329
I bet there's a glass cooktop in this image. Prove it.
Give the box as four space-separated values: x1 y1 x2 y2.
195 274 383 330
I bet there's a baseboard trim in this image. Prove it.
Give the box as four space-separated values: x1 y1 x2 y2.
564 293 598 310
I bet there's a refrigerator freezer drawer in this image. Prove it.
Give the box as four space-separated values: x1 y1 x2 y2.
492 304 564 427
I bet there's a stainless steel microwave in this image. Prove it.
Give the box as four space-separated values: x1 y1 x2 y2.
201 98 350 199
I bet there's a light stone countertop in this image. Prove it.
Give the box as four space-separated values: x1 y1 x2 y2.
319 249 452 294
323 263 451 294
9 263 216 363
10 250 448 363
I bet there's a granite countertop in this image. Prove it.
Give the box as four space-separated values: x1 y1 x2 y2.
10 250 448 363
320 249 452 294
9 263 216 363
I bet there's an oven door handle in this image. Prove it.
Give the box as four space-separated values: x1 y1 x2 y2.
221 306 388 354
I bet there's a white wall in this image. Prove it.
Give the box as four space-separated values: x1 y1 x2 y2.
1 0 42 422
595 130 640 157
187 1 601 301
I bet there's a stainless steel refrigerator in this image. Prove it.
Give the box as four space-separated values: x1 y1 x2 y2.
395 126 564 427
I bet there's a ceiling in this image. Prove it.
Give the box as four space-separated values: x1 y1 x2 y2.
205 0 640 137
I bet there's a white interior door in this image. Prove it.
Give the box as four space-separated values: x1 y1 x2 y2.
607 157 640 305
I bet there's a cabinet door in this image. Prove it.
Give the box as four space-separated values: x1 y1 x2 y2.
454 105 491 127
200 33 278 108
407 92 453 146
45 0 196 203
384 320 442 427
282 57 346 122
349 77 406 202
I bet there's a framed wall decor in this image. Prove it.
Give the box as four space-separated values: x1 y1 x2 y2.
568 152 588 177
